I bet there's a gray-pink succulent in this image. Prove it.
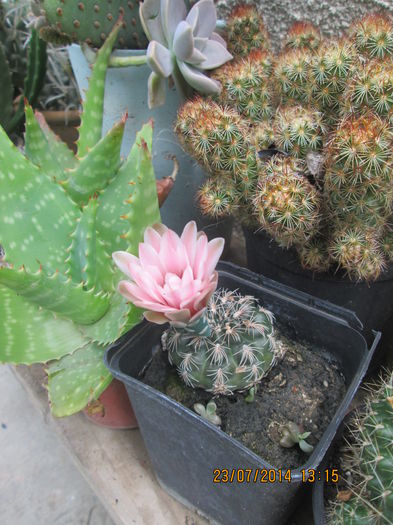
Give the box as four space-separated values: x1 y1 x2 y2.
140 0 233 107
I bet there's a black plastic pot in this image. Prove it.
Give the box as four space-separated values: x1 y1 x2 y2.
243 228 393 332
105 262 380 525
312 469 326 525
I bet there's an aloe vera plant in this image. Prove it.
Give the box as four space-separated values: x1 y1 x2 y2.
0 20 161 417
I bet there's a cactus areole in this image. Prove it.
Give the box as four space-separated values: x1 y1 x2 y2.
114 221 278 395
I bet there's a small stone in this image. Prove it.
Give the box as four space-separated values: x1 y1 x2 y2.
323 380 328 387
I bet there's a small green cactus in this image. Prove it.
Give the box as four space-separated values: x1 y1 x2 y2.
35 0 148 49
0 21 160 416
162 290 277 395
272 105 325 158
349 13 393 60
253 156 322 248
328 370 393 525
274 48 312 105
226 4 269 57
212 49 274 123
283 21 321 51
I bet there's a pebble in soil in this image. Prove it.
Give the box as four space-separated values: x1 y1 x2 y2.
141 327 346 469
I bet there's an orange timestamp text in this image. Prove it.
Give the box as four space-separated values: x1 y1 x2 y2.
213 468 340 484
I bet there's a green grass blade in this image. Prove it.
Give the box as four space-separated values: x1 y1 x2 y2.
0 43 13 132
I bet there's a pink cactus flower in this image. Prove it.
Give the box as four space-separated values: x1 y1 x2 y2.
112 221 224 325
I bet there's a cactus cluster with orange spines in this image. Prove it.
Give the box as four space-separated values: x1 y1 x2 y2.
174 7 393 282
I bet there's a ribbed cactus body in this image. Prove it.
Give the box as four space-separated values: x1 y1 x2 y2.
37 0 148 49
273 105 325 158
162 290 277 395
226 5 269 57
212 50 274 123
328 371 393 525
253 156 321 248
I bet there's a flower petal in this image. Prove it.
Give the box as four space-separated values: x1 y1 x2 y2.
140 0 167 45
112 251 140 278
161 0 187 45
143 311 169 324
144 226 164 251
147 41 174 78
148 71 166 109
177 60 222 94
189 0 216 38
173 21 195 61
198 40 233 70
180 221 198 266
204 237 225 277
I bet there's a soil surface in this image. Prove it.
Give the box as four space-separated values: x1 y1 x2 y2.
141 326 346 469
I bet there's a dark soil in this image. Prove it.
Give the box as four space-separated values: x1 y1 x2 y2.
141 326 346 469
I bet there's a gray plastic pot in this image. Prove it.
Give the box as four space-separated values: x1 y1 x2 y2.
105 262 380 525
68 45 232 241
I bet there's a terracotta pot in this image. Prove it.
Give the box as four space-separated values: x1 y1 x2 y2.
83 378 138 429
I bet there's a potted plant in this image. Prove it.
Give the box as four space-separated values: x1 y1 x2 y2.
0 22 173 426
104 219 380 524
313 369 393 524
174 8 393 332
32 0 234 239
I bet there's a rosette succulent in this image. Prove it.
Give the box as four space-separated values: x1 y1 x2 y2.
140 0 233 108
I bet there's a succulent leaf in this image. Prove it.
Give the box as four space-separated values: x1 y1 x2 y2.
96 122 160 255
0 285 87 365
76 18 121 158
47 342 113 418
0 265 110 325
0 126 78 273
63 116 125 205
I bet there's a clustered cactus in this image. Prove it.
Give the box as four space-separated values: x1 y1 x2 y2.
0 21 161 416
175 9 393 282
328 370 393 525
162 290 277 395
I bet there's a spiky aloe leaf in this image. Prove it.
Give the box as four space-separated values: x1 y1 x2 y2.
0 126 78 273
0 285 87 365
0 42 13 132
0 266 109 325
63 116 125 205
80 290 141 345
34 110 77 171
76 19 121 158
24 104 63 178
96 121 160 255
47 342 112 417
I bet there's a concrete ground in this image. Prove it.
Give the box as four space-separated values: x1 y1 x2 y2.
0 365 114 525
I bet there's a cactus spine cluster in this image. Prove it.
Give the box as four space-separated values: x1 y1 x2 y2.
328 370 393 525
34 0 148 49
0 21 160 417
162 290 277 395
226 5 269 57
175 8 393 282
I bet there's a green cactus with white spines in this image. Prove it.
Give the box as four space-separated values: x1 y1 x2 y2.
298 235 331 273
273 105 325 158
162 290 277 395
274 48 313 105
226 4 269 57
34 0 148 49
328 370 393 525
0 21 160 417
349 13 393 60
212 49 274 123
344 59 393 122
253 156 322 249
253 120 275 150
283 21 321 52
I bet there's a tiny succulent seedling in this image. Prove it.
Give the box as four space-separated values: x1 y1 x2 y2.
279 421 314 454
194 400 221 426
